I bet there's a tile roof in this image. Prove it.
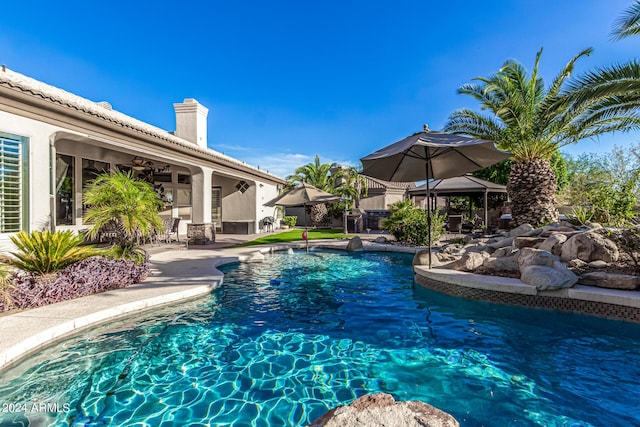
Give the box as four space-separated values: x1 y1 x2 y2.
0 67 284 182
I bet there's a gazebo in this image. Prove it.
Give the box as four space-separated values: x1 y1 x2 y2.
407 174 508 231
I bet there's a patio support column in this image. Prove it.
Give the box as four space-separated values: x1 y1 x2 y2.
191 166 213 224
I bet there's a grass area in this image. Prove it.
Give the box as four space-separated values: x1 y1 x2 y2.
232 228 351 247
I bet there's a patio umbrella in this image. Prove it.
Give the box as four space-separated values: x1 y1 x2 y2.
265 182 340 252
360 125 511 267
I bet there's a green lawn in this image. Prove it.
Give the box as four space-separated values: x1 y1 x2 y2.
232 228 351 247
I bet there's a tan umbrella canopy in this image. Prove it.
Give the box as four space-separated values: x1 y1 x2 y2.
361 126 511 267
265 182 340 252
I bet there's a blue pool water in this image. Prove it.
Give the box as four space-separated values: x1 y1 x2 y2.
1 249 639 426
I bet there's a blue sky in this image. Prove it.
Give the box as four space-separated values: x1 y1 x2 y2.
2 0 639 178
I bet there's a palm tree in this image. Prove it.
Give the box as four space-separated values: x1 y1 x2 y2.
84 169 164 261
287 155 338 227
612 1 640 39
332 166 368 209
445 48 640 226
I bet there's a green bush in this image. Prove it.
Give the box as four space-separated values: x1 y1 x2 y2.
383 200 445 246
283 216 298 227
7 230 99 275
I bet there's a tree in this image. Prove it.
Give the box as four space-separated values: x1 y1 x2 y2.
445 48 640 226
84 169 163 261
286 155 338 227
612 1 640 39
559 145 640 225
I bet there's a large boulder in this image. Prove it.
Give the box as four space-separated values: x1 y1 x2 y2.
509 223 535 238
309 393 459 427
520 262 578 290
538 234 567 256
560 232 619 263
346 236 364 252
487 237 514 250
518 248 558 272
513 236 545 250
444 251 490 271
578 272 640 290
483 255 520 272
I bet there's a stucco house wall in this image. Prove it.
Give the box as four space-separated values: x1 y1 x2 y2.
0 67 285 252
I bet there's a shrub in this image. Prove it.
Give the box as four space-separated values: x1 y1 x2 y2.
7 230 99 275
0 256 149 312
383 200 445 246
0 263 13 309
283 216 298 227
599 226 640 273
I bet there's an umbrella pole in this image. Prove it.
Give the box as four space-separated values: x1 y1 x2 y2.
426 162 432 269
304 204 309 253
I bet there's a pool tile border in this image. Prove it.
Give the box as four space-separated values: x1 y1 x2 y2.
414 267 640 323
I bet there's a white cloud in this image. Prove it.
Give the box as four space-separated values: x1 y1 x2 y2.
238 152 357 179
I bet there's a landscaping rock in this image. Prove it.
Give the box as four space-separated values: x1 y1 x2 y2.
493 247 517 258
538 234 567 256
463 243 492 254
346 236 363 251
514 236 545 249
462 234 475 244
509 224 535 238
374 236 388 243
560 232 619 263
309 393 459 427
413 249 436 266
487 237 514 250
520 262 578 290
445 251 490 271
483 256 520 272
587 260 608 269
518 248 558 272
442 244 464 255
578 272 640 290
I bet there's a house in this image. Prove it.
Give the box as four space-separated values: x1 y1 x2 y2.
0 67 286 251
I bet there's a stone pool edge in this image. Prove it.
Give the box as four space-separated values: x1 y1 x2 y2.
414 266 640 323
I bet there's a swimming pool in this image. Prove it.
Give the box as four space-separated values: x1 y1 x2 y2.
0 249 639 426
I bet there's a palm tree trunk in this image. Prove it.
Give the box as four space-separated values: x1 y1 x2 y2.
507 159 559 226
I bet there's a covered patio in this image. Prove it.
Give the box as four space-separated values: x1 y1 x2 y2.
408 174 508 232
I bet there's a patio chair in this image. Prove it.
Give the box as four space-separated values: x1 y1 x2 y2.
164 217 180 243
447 215 463 234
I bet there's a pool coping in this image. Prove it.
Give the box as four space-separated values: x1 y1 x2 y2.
1 239 639 371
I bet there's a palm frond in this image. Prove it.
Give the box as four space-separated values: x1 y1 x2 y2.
612 0 640 40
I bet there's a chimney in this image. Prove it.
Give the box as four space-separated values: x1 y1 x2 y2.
173 98 209 148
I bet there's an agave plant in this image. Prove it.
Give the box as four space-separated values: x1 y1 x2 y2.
7 230 99 275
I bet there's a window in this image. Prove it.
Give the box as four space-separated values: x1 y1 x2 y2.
236 180 249 193
176 189 192 220
211 186 222 228
56 154 74 225
0 132 28 233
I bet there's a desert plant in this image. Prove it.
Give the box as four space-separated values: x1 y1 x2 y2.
570 206 595 226
7 230 98 275
283 216 298 227
106 242 148 264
